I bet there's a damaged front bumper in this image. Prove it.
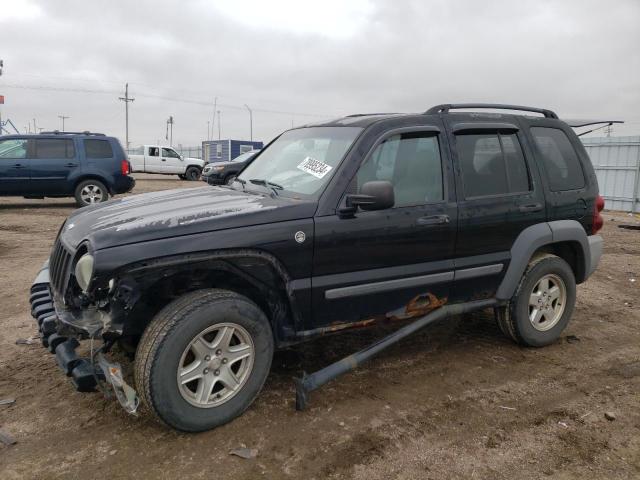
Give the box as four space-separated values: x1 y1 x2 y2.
29 261 138 413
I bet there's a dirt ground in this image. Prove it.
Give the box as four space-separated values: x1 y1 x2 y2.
1 174 639 479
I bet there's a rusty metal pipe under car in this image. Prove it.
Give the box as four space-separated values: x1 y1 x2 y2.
294 298 498 410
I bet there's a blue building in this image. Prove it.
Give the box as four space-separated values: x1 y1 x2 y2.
202 139 263 163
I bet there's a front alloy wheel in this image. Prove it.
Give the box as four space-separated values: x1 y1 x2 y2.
134 289 274 432
178 323 255 408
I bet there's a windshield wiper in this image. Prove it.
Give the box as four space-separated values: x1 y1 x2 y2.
249 178 283 195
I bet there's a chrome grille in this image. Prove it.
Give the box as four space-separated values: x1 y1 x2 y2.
49 238 73 296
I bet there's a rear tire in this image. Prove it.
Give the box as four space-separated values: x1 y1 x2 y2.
225 174 236 185
184 166 201 181
134 289 274 432
496 253 576 347
74 179 109 207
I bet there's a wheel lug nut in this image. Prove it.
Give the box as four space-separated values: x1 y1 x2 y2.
204 355 211 361
216 349 222 356
222 358 228 364
203 368 209 374
214 369 220 376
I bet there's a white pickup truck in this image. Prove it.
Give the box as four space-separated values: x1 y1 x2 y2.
129 145 204 180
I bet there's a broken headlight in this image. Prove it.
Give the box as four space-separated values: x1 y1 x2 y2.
74 253 95 292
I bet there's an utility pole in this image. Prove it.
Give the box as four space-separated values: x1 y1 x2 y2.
244 104 253 141
33 118 37 134
207 120 210 141
58 115 69 131
118 83 135 149
0 59 3 132
217 110 221 140
166 116 174 146
211 97 217 138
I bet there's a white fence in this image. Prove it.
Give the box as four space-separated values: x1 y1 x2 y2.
582 136 640 213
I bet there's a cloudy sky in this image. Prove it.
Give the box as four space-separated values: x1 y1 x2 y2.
1 0 639 147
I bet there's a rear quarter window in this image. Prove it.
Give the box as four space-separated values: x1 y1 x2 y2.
84 139 114 159
530 127 585 191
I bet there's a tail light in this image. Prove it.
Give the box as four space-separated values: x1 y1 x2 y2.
121 159 130 175
592 194 605 234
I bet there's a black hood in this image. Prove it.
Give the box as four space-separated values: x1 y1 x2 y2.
61 186 316 250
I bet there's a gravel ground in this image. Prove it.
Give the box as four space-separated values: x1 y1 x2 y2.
1 174 639 479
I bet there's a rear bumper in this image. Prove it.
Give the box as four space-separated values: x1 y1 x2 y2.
586 234 603 278
29 261 103 392
112 175 136 194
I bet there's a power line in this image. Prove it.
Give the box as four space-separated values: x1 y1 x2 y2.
1 82 334 118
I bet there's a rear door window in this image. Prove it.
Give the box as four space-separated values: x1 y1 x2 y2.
84 139 114 159
35 139 75 159
530 127 585 191
457 133 530 198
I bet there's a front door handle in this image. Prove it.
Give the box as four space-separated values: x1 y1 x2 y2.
417 214 450 226
518 203 543 213
65 163 78 167
161 158 166 162
11 163 27 169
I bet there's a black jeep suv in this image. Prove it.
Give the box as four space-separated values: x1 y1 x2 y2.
30 104 605 432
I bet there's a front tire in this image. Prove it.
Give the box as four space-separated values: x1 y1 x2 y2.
496 253 576 347
184 166 201 181
74 179 109 207
134 289 274 432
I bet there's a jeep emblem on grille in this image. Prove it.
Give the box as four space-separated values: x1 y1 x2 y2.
294 231 306 244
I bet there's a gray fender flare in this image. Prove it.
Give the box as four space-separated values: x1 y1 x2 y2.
496 220 589 301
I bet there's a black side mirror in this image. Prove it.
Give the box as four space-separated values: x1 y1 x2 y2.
340 181 395 218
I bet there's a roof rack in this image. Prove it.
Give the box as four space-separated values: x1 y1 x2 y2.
425 103 558 119
39 130 106 136
344 113 401 118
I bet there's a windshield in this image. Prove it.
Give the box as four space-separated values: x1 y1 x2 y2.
237 127 362 197
233 150 257 162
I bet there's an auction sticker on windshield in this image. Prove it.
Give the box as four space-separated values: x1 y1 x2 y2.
297 157 333 179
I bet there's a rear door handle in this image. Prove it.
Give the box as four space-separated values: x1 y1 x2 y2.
417 214 450 226
11 163 27 169
65 163 78 167
518 203 543 213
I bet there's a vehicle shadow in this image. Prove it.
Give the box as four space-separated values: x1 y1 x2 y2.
0 201 77 210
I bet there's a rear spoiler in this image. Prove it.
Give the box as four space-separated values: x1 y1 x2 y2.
563 119 624 136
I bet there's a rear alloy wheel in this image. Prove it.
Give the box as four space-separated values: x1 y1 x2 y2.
74 179 109 207
185 166 201 181
496 253 576 347
527 273 567 332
